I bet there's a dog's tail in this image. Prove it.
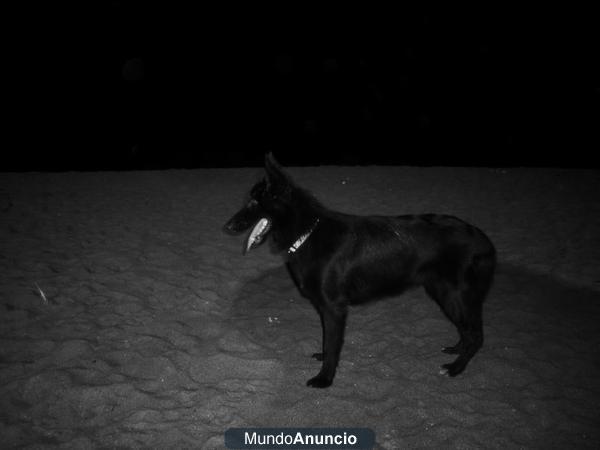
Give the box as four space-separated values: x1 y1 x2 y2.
466 248 497 301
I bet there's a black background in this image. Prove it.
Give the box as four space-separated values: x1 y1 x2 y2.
6 4 598 170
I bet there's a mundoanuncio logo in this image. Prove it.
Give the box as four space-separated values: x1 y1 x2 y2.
224 427 375 449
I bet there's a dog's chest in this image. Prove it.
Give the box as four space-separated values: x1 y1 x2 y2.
286 260 318 298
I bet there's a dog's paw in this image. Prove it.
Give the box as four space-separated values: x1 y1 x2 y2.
306 375 333 388
311 352 324 361
440 360 466 377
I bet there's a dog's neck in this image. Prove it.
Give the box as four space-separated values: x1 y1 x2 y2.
288 218 320 254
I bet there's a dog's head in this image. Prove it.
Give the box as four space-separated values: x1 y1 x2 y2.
223 153 293 254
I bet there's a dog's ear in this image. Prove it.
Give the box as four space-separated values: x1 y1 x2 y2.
264 153 289 191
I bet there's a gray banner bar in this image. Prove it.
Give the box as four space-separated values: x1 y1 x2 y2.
225 427 375 449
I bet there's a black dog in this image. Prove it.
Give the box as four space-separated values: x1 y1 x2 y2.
224 154 496 388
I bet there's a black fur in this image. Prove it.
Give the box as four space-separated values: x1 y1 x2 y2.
224 154 496 388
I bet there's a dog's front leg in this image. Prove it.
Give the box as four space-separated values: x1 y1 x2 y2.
311 310 325 361
307 304 347 388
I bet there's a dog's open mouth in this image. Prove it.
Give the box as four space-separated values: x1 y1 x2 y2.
244 217 272 254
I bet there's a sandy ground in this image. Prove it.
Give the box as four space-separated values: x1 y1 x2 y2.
0 166 599 449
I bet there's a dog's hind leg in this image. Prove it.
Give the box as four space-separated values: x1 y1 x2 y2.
424 253 494 376
441 298 484 377
440 253 494 375
424 278 484 377
307 304 347 388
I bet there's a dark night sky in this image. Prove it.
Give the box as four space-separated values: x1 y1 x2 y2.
6 4 598 170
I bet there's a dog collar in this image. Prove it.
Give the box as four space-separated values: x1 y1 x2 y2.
288 218 320 254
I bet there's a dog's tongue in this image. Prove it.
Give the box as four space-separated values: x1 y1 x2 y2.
244 218 271 254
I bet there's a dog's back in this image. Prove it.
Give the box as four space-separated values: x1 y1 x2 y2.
292 212 495 305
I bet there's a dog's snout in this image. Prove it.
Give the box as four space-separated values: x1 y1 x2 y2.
223 220 236 234
223 216 247 235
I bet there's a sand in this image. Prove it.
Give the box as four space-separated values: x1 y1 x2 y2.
0 166 598 449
